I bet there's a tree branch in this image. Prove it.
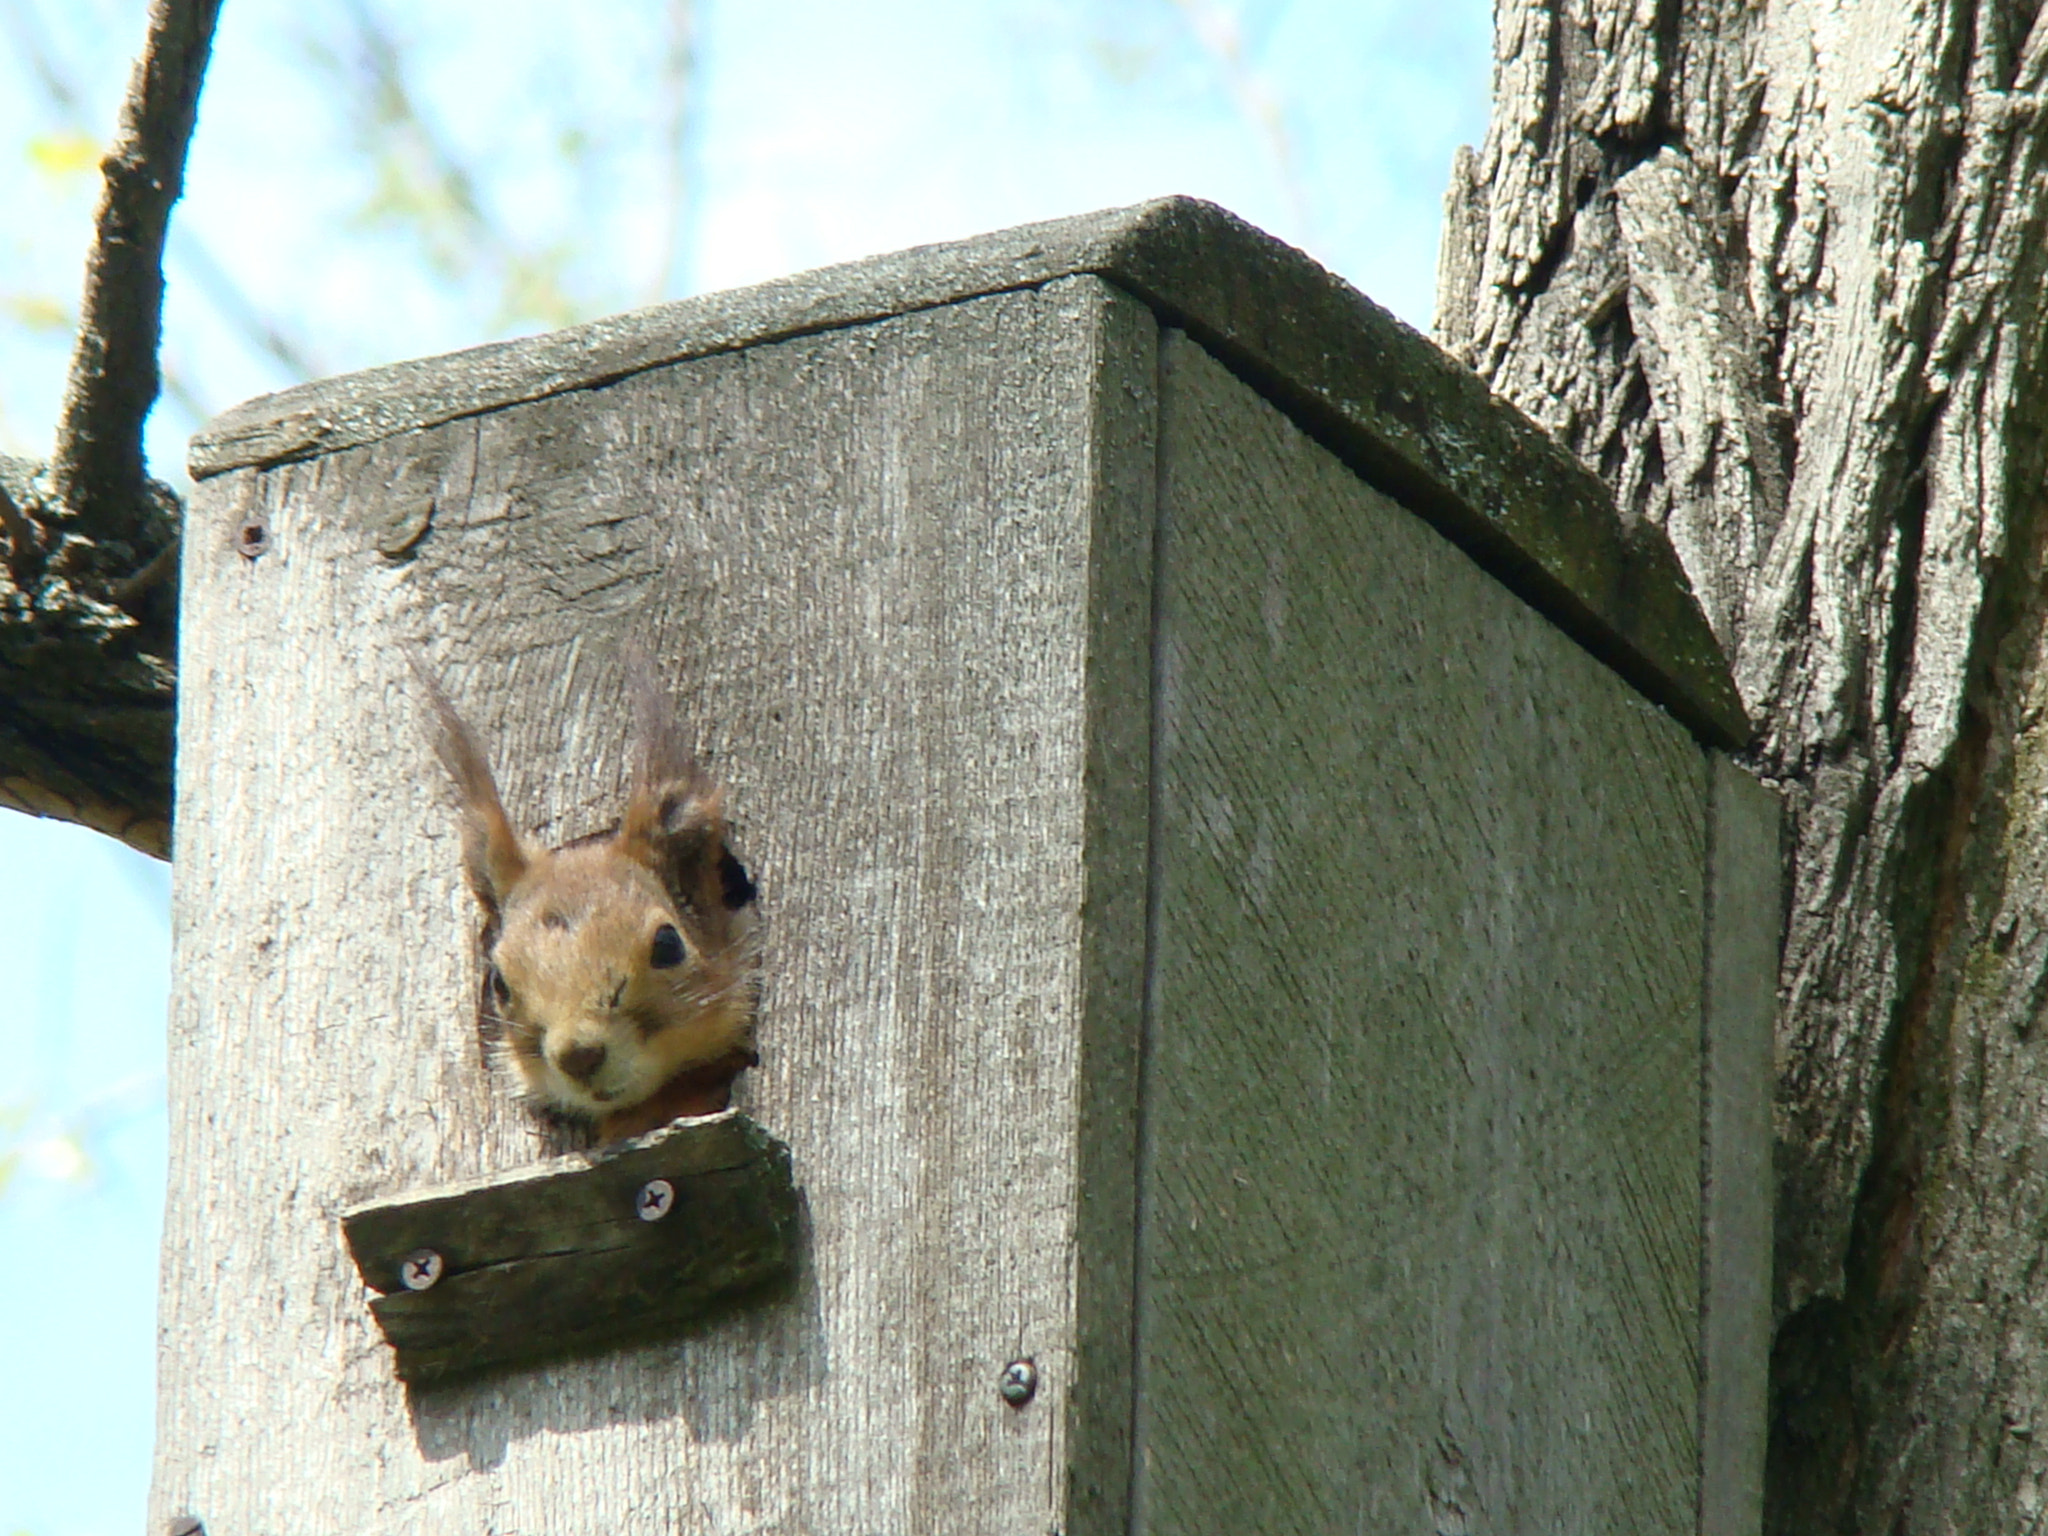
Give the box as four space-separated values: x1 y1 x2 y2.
7 0 324 394
329 0 581 328
644 0 703 302
0 474 41 589
1163 0 1312 233
0 0 223 860
46 0 223 529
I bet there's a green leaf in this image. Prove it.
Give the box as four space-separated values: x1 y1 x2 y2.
25 130 101 180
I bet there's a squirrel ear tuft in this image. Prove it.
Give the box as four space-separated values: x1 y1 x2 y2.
620 778 732 913
408 650 530 914
615 643 747 930
623 639 698 792
620 776 754 964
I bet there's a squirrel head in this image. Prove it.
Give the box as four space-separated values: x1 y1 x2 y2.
414 652 759 1127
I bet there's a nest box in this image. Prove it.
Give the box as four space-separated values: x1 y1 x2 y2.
153 199 1776 1536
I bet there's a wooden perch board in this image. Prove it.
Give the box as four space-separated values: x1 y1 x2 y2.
340 1112 798 1385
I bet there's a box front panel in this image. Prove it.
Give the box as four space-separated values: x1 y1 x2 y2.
154 278 1154 1535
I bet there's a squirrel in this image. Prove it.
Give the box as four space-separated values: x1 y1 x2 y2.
413 651 761 1142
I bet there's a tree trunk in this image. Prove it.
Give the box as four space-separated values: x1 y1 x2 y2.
1437 1 2048 1527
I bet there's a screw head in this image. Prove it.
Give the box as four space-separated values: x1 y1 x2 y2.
636 1178 676 1221
999 1357 1038 1408
399 1248 443 1291
167 1519 205 1536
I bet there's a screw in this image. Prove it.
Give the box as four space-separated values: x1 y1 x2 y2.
999 1358 1038 1408
167 1520 205 1536
399 1248 443 1291
235 518 271 559
637 1178 676 1221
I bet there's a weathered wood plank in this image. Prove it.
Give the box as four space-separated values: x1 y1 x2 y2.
339 1113 797 1385
1063 283 1159 1536
1701 759 1780 1536
188 197 1745 751
152 276 1157 1536
1133 330 1710 1534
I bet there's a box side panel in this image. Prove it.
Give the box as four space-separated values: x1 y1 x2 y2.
1135 330 1710 1535
152 277 1153 1536
1701 758 1781 1536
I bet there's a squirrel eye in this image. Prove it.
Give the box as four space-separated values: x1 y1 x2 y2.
487 966 511 1007
650 923 686 970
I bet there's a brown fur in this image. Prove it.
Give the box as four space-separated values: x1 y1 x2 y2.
413 652 760 1138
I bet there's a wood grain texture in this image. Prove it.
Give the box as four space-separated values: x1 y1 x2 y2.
1132 331 1712 1535
188 197 1744 752
158 242 1767 1532
1701 762 1780 1536
341 1113 798 1385
153 276 1156 1535
1063 286 1158 1536
1438 0 2048 1524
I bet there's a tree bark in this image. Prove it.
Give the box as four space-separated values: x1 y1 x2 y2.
0 0 222 860
1438 0 2048 1527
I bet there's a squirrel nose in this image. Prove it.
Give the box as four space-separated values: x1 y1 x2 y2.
557 1043 607 1084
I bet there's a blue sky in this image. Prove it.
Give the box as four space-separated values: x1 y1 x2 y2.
0 1 1492 1529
